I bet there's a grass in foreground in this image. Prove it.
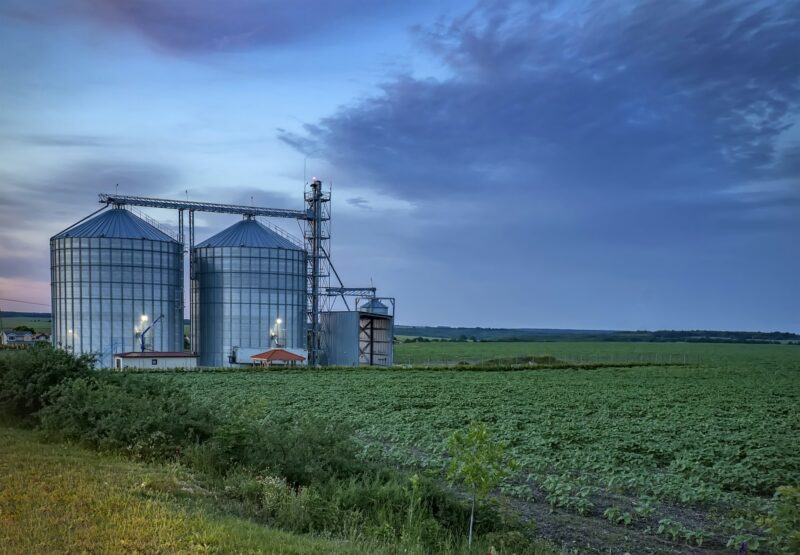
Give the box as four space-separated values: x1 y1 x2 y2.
0 426 360 554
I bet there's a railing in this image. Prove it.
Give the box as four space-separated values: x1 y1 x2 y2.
257 217 305 249
123 206 179 242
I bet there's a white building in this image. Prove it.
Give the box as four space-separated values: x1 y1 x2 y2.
114 352 198 370
1 330 49 346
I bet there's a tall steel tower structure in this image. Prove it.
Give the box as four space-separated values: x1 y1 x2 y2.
304 179 330 366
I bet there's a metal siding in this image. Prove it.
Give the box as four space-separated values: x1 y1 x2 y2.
50 231 183 368
116 356 197 369
322 311 394 367
321 311 360 366
194 240 307 367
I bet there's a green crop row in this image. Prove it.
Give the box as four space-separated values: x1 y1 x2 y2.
148 342 800 550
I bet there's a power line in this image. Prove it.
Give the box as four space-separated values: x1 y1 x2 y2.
0 297 50 307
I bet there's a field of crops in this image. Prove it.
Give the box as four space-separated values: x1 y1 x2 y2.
150 342 800 552
393 340 782 366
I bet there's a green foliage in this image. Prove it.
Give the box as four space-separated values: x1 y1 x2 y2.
38 374 216 460
2 344 551 553
0 343 93 420
219 465 540 553
656 518 710 547
603 506 632 526
446 422 517 547
188 413 361 486
157 347 799 506
760 485 800 554
146 342 799 548
726 534 762 552
725 515 765 552
542 475 595 515
13 325 36 333
656 518 687 541
633 495 656 518
0 426 361 555
446 422 515 499
10 341 799 551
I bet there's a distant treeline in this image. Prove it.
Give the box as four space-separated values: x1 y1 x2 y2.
396 326 611 342
0 311 52 319
396 326 800 344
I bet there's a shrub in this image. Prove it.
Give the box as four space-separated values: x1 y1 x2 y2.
187 413 361 485
220 466 536 553
0 343 94 421
37 374 216 461
761 485 800 554
255 415 361 486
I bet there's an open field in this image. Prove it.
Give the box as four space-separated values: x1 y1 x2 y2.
148 342 800 552
0 316 52 334
393 340 794 365
0 426 361 554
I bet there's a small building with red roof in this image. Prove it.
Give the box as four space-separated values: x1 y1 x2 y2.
251 348 306 367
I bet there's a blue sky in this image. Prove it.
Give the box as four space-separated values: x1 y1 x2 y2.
0 0 798 332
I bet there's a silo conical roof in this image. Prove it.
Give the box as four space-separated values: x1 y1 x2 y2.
196 219 301 250
52 208 176 242
360 299 389 314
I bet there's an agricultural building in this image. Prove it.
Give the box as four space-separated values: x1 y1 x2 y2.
50 209 184 367
1 330 49 346
114 351 197 369
193 217 306 367
251 348 306 367
321 299 394 366
50 182 395 368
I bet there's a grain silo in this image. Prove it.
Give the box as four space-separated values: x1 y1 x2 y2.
50 208 184 367
193 216 307 367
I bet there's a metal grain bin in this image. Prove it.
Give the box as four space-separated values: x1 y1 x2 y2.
193 217 306 367
50 208 184 367
359 298 389 315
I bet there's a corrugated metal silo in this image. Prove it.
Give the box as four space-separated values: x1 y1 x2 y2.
193 216 307 367
50 208 184 367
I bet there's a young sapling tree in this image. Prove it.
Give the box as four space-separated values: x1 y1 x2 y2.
446 422 515 549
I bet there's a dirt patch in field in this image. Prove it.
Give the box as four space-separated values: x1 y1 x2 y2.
362 434 733 554
503 490 727 554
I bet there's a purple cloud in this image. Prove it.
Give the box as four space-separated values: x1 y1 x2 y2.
1 0 426 53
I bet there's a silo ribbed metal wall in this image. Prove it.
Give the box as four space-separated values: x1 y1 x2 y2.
50 210 184 367
194 244 306 367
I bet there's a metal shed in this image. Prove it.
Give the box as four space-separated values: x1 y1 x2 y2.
321 306 394 367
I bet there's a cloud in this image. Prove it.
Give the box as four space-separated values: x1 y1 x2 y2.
346 196 371 209
0 133 129 148
279 0 800 212
0 159 177 224
0 160 179 290
0 0 424 54
275 0 800 331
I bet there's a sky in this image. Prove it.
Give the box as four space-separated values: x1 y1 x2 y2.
0 0 798 332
